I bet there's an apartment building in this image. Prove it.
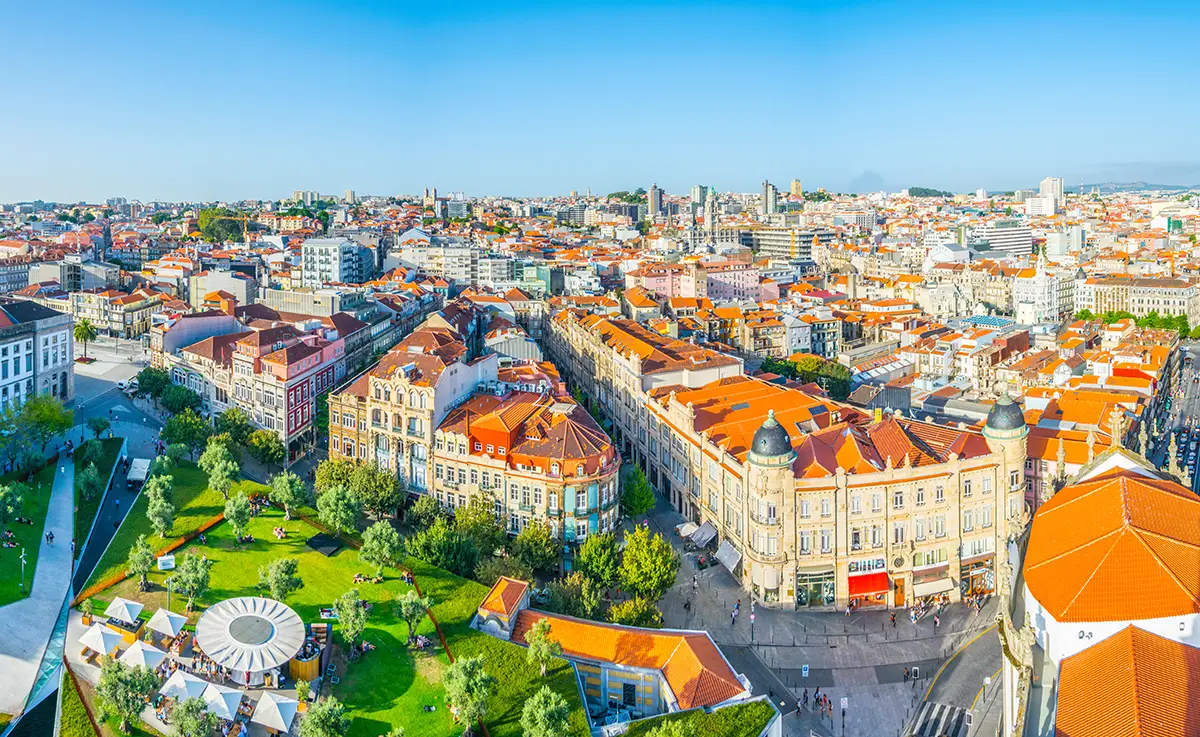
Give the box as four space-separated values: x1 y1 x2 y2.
0 299 74 406
300 238 371 286
739 226 837 261
1080 276 1200 324
68 287 167 338
1013 266 1076 325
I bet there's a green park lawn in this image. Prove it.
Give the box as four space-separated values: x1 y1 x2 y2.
622 699 777 737
0 463 59 607
90 504 588 737
81 463 256 593
74 438 125 550
60 672 99 737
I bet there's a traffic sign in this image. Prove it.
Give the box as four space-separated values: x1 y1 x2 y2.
840 697 848 710
802 664 809 678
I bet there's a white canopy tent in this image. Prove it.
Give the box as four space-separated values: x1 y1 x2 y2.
675 521 698 538
146 608 188 638
104 597 144 625
160 670 208 701
202 682 244 721
119 640 166 669
196 597 305 687
251 691 299 733
690 521 717 548
79 623 123 656
715 540 743 574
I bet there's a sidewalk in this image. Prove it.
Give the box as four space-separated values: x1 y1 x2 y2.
0 459 75 715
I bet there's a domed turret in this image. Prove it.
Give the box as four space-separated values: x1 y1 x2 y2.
986 394 1026 432
751 409 793 459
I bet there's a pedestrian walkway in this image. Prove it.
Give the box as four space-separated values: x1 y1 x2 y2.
0 459 74 715
911 702 969 737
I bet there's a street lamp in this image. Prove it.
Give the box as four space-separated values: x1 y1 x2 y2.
18 547 26 591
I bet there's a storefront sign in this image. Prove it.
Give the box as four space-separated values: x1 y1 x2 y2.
848 558 886 574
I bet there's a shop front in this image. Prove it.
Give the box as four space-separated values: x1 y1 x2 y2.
960 555 995 597
795 566 836 609
911 565 955 604
846 557 890 609
751 564 782 604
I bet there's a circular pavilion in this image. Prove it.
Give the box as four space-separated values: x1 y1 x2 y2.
195 597 305 687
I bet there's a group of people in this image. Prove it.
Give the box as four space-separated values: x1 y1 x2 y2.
43 530 56 545
188 644 232 683
963 592 988 614
353 572 383 584
802 688 835 719
272 526 287 540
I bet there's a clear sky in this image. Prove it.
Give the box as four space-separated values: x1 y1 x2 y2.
4 0 1198 203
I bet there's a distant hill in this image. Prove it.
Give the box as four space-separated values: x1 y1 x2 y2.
908 186 954 197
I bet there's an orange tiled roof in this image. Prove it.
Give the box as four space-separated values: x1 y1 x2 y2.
1056 626 1200 737
510 610 744 710
1025 469 1200 622
479 576 528 617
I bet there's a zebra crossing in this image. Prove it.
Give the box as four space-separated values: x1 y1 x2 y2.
911 702 970 737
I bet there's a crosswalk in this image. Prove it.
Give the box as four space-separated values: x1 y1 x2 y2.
911 702 969 737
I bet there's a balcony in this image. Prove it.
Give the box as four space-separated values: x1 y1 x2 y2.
750 514 779 526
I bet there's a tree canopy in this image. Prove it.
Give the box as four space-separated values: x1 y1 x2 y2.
161 409 211 459
443 656 498 737
359 520 402 576
268 470 310 519
406 516 477 577
619 525 679 601
620 468 656 517
259 557 304 601
519 686 571 737
317 485 361 535
576 532 620 589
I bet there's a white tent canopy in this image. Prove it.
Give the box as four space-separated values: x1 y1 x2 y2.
715 540 742 574
675 521 698 538
202 682 243 721
690 521 717 548
196 597 305 675
147 609 188 638
79 623 123 656
105 597 144 624
160 670 208 701
252 691 298 733
119 640 166 669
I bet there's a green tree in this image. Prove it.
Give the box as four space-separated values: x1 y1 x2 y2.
385 729 406 737
315 459 356 494
144 474 175 537
18 395 73 451
135 367 170 401
86 416 111 440
317 485 362 535
474 554 532 584
608 596 664 628
360 520 403 576
18 449 43 480
0 484 24 536
224 492 252 541
524 617 563 677
171 696 217 737
127 534 155 591
258 557 304 601
143 473 173 503
406 516 477 577
214 407 253 446
512 520 558 571
647 720 691 737
199 437 239 498
166 443 189 465
332 588 369 658
619 525 679 601
576 532 620 589
246 429 286 466
1075 309 1096 321
350 464 402 518
455 498 505 557
443 656 498 737
621 468 656 517
269 470 310 519
73 318 99 359
545 572 602 620
198 208 247 243
167 554 212 611
1189 325 1200 340
97 658 159 734
151 212 172 224
81 438 104 467
394 589 433 645
161 409 211 459
75 461 103 502
148 454 174 479
520 686 571 737
407 494 444 528
299 696 351 737
161 384 201 414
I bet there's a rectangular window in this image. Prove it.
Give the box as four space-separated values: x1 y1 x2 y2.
821 498 831 517
871 494 881 513
893 522 905 545
800 530 811 554
982 477 992 495
820 529 832 553
871 525 882 547
963 480 973 498
892 490 904 509
850 495 861 514
963 510 974 532
915 517 926 540
916 487 925 506
1010 471 1021 488
934 514 946 537
800 500 811 519
936 485 945 503
981 506 993 528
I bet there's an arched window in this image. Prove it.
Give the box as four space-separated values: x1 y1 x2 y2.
419 393 427 409
551 463 560 476
577 464 585 476
393 413 402 428
372 409 382 425
409 390 418 407
374 386 381 400
384 388 391 402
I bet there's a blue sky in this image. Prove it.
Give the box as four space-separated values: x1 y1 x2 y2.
3 1 1198 202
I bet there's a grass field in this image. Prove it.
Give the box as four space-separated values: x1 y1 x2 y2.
622 699 777 737
72 670 158 737
60 672 99 737
0 463 59 607
74 438 125 551
91 505 588 737
81 463 262 593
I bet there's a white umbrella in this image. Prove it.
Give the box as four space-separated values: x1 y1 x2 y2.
146 609 187 638
119 640 166 669
251 691 298 733
160 669 208 701
104 597 144 624
79 623 123 656
202 682 243 721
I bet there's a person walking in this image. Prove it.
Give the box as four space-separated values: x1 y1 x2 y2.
933 614 940 631
802 688 808 709
903 667 910 683
890 612 896 628
731 609 736 626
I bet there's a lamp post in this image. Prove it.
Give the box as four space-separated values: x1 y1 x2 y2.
19 547 26 591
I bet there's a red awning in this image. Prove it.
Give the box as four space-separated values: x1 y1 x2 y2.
848 572 890 597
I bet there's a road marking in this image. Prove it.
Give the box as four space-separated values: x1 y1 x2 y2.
922 623 997 701
970 667 1002 710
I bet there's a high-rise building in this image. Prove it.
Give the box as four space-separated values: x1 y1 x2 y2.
977 219 1033 259
648 184 662 217
689 184 707 207
1039 177 1064 202
761 181 779 215
1026 196 1059 217
344 190 356 205
790 179 803 197
976 188 989 200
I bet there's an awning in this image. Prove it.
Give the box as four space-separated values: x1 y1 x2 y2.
690 521 717 547
715 540 742 573
847 572 890 597
675 522 699 538
913 577 956 598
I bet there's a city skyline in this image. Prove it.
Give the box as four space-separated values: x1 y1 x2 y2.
4 0 1199 202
